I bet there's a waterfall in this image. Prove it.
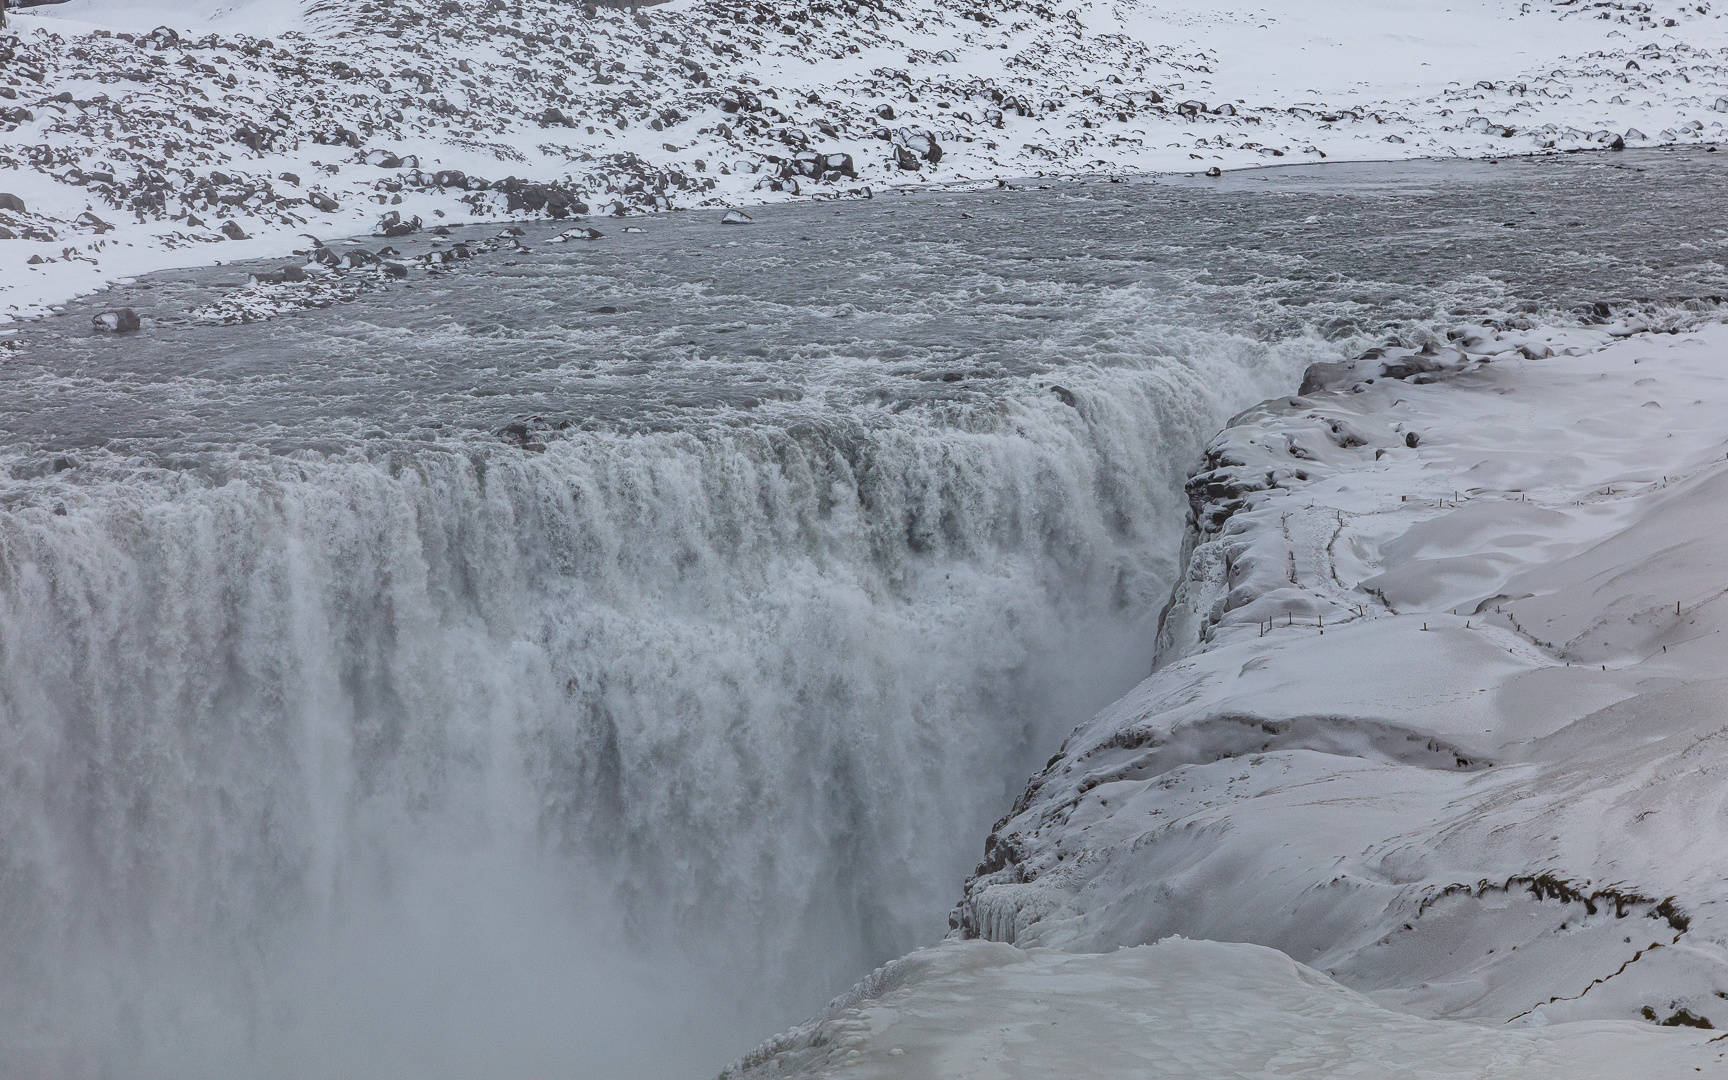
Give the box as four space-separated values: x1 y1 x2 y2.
0 329 1316 1078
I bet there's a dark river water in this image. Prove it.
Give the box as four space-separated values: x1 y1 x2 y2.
1 149 1725 1080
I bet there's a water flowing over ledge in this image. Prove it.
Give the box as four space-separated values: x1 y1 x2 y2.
6 160 1728 1076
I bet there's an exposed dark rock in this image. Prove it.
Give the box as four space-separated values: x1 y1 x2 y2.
376 210 422 237
1379 353 1442 380
1298 361 1357 395
92 308 141 331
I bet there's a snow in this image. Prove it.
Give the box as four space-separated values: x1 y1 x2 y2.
7 0 1728 320
726 315 1728 1079
931 321 1728 1042
722 938 1726 1078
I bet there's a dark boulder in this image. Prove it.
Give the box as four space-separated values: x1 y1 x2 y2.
1379 353 1442 380
92 308 141 332
376 210 421 237
895 129 942 163
1298 361 1357 395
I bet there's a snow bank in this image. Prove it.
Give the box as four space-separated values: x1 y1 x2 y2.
7 0 1728 319
940 320 1728 1042
722 937 1724 1078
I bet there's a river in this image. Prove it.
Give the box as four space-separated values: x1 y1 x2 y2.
2 149 1727 1079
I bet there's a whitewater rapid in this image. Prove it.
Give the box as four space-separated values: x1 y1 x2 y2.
5 155 1728 1078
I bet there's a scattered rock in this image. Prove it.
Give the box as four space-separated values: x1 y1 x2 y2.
220 221 249 241
1405 431 1421 448
92 308 141 331
1298 361 1358 395
546 227 603 242
0 193 24 213
377 210 422 237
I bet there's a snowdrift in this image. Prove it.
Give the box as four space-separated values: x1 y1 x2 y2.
723 937 1725 1078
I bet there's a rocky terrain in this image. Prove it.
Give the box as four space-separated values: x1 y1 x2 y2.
7 0 1728 319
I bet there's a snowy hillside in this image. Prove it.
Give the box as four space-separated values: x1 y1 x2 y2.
933 319 1728 1040
723 938 1726 1077
7 0 1728 318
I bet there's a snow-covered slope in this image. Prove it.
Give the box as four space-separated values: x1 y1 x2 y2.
7 0 1728 319
722 938 1726 1078
936 319 1728 1040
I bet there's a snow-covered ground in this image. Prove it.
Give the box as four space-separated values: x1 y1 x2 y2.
723 938 1726 1077
6 0 1728 320
784 321 1728 1064
746 318 1728 1074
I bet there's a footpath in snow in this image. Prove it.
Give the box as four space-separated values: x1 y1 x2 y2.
731 320 1728 1075
8 0 1728 317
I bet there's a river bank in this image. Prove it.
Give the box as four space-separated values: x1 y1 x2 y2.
9 0 1728 322
730 318 1728 1075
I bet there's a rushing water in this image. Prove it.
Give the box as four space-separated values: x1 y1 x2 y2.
3 150 1728 1080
